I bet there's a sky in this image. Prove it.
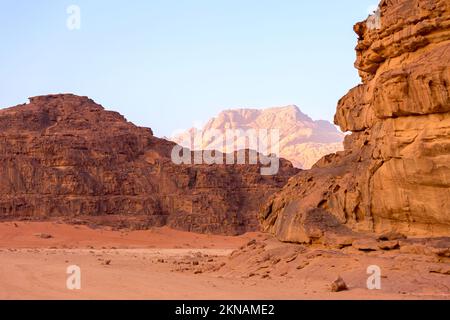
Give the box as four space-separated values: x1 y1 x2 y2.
0 0 378 137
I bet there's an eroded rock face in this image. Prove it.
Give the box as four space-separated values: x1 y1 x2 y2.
260 0 450 242
0 94 299 235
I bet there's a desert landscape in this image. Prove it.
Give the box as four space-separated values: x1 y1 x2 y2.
0 0 449 301
1 221 449 300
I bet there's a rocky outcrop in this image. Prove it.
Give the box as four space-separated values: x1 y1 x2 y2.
260 0 450 242
0 94 299 235
172 106 344 169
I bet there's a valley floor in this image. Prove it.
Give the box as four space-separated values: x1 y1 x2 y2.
0 222 448 300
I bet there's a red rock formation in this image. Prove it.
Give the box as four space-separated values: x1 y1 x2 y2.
260 0 450 242
0 94 299 235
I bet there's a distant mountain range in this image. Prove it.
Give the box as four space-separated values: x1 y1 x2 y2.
172 105 344 169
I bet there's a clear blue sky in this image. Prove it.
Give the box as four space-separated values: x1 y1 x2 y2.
0 0 378 137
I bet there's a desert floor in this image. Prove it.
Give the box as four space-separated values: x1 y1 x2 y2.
0 221 449 300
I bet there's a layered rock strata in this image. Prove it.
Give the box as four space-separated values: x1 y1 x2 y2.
260 0 450 242
0 94 299 235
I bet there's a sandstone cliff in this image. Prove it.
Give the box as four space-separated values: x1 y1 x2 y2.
260 0 450 242
0 94 299 235
172 106 344 169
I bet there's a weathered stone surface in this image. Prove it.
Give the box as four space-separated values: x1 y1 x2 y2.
378 240 400 251
352 239 380 252
0 94 299 235
399 237 450 257
429 265 450 275
260 0 450 243
378 232 407 241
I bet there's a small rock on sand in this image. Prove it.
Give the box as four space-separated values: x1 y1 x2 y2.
296 261 310 270
331 276 348 292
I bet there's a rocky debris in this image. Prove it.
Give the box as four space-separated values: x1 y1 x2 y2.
296 261 310 270
172 105 344 169
220 237 442 287
400 244 430 256
285 254 298 263
378 241 400 251
378 232 407 241
330 276 348 292
0 94 298 235
260 0 450 243
323 234 357 249
397 238 450 260
33 233 53 239
433 248 450 258
429 238 450 258
352 239 380 252
246 239 257 247
429 265 450 275
193 234 449 296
